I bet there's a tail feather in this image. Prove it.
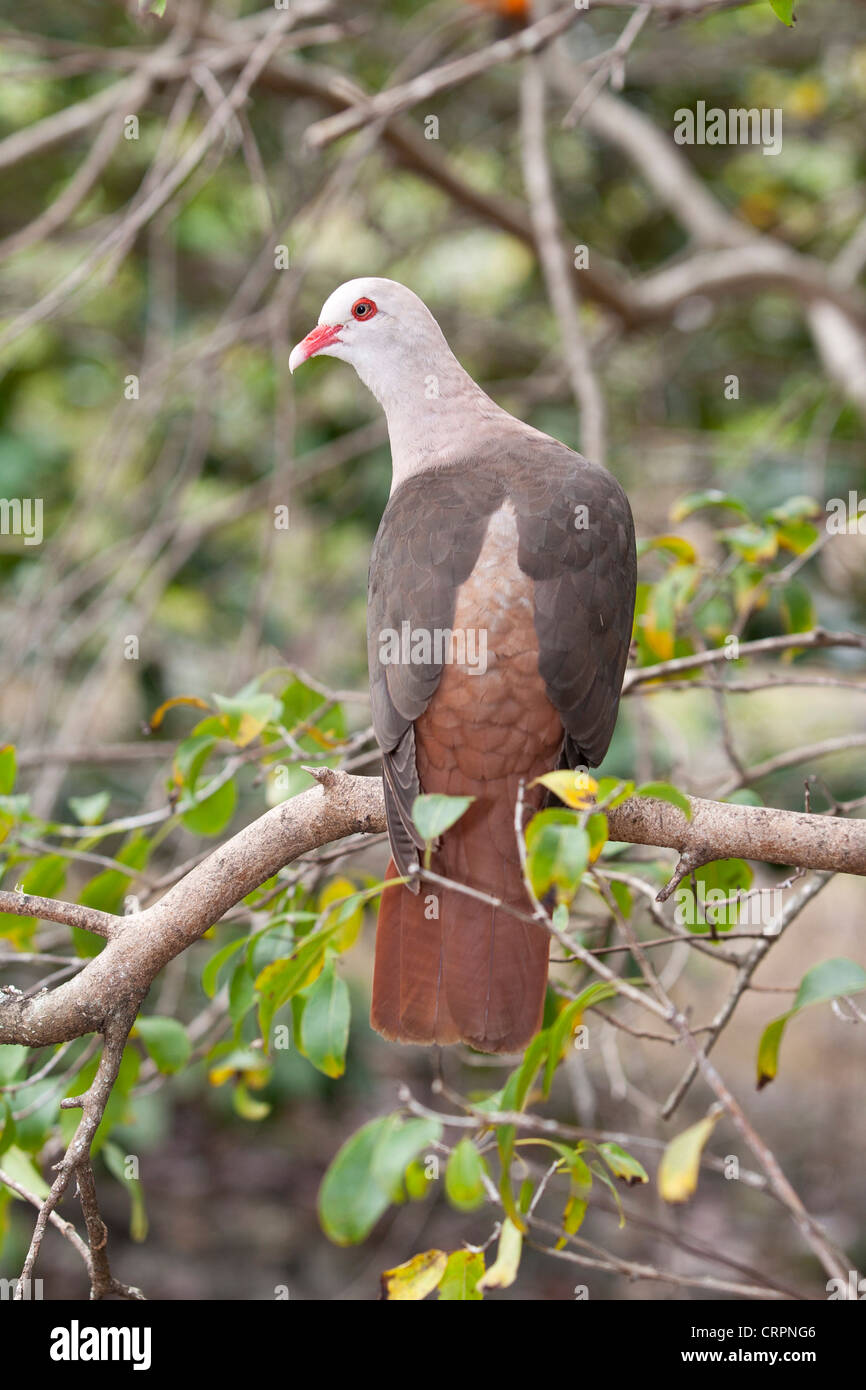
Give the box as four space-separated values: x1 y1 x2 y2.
371 827 549 1054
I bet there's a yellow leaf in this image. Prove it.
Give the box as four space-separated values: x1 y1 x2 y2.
298 722 342 751
658 1113 719 1204
318 876 364 952
380 1249 448 1301
642 613 675 660
739 192 778 230
234 713 266 748
532 771 598 810
789 78 825 119
146 694 211 733
476 1218 522 1291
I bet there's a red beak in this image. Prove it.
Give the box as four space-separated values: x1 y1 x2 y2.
289 323 342 373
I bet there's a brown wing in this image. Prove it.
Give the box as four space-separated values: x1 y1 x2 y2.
367 466 505 878
367 436 636 875
512 433 637 768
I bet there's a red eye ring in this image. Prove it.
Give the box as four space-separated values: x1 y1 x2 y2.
351 297 377 321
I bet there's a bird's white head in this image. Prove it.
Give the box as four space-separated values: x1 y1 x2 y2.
289 277 465 405
289 276 505 484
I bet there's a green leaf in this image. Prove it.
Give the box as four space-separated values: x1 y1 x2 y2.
437 1249 485 1300
609 880 632 917
212 692 280 748
546 1144 593 1244
0 1145 50 1201
597 1142 649 1187
779 579 815 635
255 932 334 1046
134 1016 191 1074
0 908 35 951
76 835 150 954
766 495 819 523
0 1045 29 1084
7 1082 56 1154
543 984 617 1097
180 776 237 836
757 957 866 1088
247 922 298 977
0 1097 16 1158
412 793 474 842
774 520 819 555
300 957 350 1079
670 490 749 522
173 732 217 793
497 1031 549 1231
524 811 589 902
636 782 692 820
723 524 779 563
724 788 764 807
0 808 16 848
404 1159 431 1202
444 1139 487 1212
201 935 246 998
68 791 111 826
317 876 364 952
586 812 608 864
233 1082 271 1120
228 960 256 1031
0 746 15 796
596 777 635 809
769 0 796 25
102 1141 148 1242
502 1030 550 1115
658 1114 719 1204
275 677 346 750
636 535 697 564
22 854 67 899
318 1113 442 1245
678 858 754 934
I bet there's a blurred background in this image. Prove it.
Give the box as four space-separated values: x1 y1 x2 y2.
0 0 865 1300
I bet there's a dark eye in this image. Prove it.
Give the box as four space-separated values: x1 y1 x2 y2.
351 297 377 321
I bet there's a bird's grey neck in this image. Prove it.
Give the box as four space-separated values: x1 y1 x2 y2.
356 348 505 491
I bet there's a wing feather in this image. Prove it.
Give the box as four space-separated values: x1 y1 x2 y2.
367 434 636 876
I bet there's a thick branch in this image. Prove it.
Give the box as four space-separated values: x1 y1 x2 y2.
2 773 864 1052
610 795 866 886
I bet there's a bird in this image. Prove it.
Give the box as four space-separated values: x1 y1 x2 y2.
290 278 636 1054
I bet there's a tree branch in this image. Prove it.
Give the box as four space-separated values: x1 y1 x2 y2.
520 55 607 463
2 773 865 1055
303 3 586 151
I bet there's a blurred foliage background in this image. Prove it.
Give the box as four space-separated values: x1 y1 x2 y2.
0 0 864 1301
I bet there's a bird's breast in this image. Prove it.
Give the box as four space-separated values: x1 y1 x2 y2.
415 501 563 787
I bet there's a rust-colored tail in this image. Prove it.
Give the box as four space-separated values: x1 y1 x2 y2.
370 787 550 1054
